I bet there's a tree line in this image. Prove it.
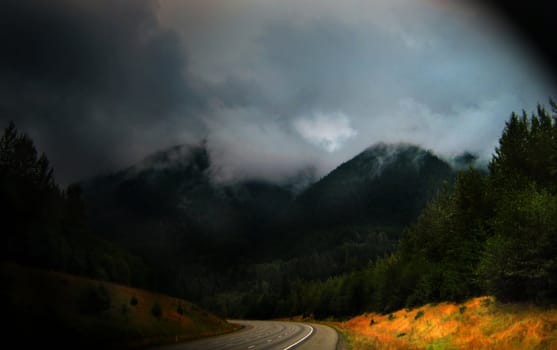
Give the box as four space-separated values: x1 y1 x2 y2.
265 100 557 318
0 122 150 286
2 99 556 320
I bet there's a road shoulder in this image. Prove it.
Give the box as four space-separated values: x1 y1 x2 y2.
295 323 339 350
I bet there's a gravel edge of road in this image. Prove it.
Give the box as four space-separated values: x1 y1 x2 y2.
335 329 349 350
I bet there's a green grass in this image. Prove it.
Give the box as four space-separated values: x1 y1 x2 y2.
425 338 454 350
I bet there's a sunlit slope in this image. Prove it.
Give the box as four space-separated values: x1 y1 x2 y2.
332 296 557 349
2 262 237 349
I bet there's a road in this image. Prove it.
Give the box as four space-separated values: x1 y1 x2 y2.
152 320 338 350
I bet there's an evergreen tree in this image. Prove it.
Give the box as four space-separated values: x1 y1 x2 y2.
0 121 57 262
0 121 149 287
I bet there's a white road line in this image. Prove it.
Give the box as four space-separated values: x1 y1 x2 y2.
283 325 314 350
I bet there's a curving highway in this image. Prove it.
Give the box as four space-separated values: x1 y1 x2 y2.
152 320 338 350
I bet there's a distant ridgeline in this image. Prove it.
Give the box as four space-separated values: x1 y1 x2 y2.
284 143 454 229
80 127 455 317
0 117 457 318
3 100 555 320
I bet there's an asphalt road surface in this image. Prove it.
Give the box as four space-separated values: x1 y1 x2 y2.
152 320 338 350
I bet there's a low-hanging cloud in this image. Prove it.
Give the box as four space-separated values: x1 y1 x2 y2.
293 112 357 152
1 0 556 184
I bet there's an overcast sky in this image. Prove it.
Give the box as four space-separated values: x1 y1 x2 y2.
1 0 555 184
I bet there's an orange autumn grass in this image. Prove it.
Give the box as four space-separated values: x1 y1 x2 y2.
330 297 557 349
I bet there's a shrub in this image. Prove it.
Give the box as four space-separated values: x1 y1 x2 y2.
388 313 395 321
130 295 138 306
414 310 424 320
480 298 493 308
459 305 467 314
151 301 162 319
78 284 111 314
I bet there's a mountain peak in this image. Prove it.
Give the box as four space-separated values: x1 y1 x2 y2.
360 142 434 161
331 142 435 182
291 142 454 227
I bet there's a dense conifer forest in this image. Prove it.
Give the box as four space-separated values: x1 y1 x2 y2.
2 101 557 319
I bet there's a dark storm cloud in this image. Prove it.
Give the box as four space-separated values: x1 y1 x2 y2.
164 0 556 181
2 0 556 184
0 0 204 184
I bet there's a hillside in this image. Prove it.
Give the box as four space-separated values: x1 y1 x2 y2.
82 143 295 264
83 142 454 259
80 141 454 317
332 296 557 349
286 143 454 229
1 262 237 349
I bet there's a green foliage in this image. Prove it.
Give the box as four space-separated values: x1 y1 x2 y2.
6 97 557 321
284 100 557 319
459 306 467 314
478 187 557 302
361 100 557 312
80 140 451 319
490 104 557 192
78 284 111 314
151 301 162 319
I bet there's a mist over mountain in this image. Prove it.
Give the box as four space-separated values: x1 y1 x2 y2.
80 141 455 313
2 0 554 185
4 0 557 335
285 143 454 230
83 142 296 264
84 142 453 243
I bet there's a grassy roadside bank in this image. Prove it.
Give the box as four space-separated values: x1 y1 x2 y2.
1 262 238 349
325 297 557 349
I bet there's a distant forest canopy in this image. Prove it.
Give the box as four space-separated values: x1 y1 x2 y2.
285 100 557 318
80 133 454 317
2 99 557 319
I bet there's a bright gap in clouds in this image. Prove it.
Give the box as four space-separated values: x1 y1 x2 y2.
293 112 358 152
